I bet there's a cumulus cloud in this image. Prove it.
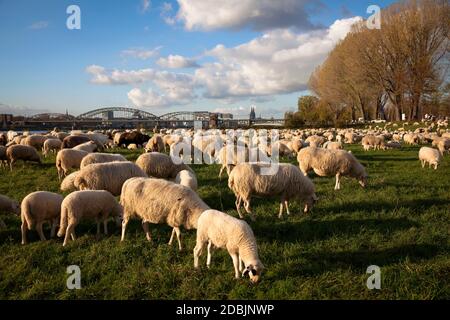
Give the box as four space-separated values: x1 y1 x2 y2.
175 0 322 31
121 47 162 60
29 21 49 30
157 55 199 69
195 17 361 99
86 65 155 85
160 2 176 25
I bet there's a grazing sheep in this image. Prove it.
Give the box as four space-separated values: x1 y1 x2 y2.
305 135 325 148
228 163 318 220
0 194 20 229
42 139 62 157
145 134 165 153
217 145 249 178
298 147 368 190
6 145 41 171
56 149 89 180
194 209 264 283
60 171 79 192
120 177 210 250
163 134 183 151
61 135 90 149
20 191 64 244
323 141 343 150
362 135 385 151
80 153 127 169
57 190 123 246
291 138 304 154
437 139 450 156
403 133 419 145
136 152 193 179
174 169 198 191
383 141 402 150
23 135 48 150
127 143 138 150
74 161 147 196
72 141 98 153
419 147 442 170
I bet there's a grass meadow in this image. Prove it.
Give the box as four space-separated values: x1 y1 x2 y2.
0 144 449 299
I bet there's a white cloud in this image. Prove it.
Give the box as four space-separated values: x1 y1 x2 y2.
29 21 49 30
86 65 155 85
141 0 151 13
175 0 321 31
160 2 176 25
157 55 199 69
121 47 162 60
195 17 361 99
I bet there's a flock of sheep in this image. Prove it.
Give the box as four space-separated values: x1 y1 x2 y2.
0 119 448 283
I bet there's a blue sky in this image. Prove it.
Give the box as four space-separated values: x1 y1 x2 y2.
0 0 396 118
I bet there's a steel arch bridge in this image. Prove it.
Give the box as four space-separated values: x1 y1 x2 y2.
159 111 210 121
77 107 159 120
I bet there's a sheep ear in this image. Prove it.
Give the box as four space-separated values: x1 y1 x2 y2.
242 269 250 277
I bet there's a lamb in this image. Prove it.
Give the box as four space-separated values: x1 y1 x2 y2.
72 141 98 152
57 190 123 246
56 149 89 180
6 145 41 171
298 147 368 190
174 169 198 191
60 171 79 192
42 138 62 157
0 194 20 229
145 134 165 153
20 191 64 244
228 163 318 220
74 161 147 196
135 152 193 179
194 209 264 283
418 147 442 170
120 177 210 250
80 153 127 169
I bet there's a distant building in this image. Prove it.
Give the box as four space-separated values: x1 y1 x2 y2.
249 107 256 121
1 114 13 128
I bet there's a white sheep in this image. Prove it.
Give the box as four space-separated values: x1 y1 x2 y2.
174 169 198 191
57 190 123 246
136 152 193 179
0 194 20 229
228 163 318 220
72 141 98 152
120 177 210 250
56 149 89 180
20 191 64 244
298 147 368 190
418 147 442 170
42 138 62 157
74 161 147 196
6 144 41 171
194 209 264 283
80 153 127 169
60 171 79 192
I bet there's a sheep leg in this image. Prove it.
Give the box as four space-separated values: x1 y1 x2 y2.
421 160 425 168
235 196 244 219
50 218 58 238
120 217 129 242
194 241 206 269
335 173 341 190
285 201 290 216
244 200 256 221
174 227 182 251
142 222 152 241
21 220 27 245
239 256 244 272
219 166 225 179
206 240 213 268
103 220 108 235
96 219 101 236
63 224 75 246
231 253 240 279
278 202 284 219
37 222 46 241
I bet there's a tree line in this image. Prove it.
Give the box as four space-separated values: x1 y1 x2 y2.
286 0 449 127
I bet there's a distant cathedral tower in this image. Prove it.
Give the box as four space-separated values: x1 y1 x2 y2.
249 106 256 121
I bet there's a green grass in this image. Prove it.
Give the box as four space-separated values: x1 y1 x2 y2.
0 145 449 300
